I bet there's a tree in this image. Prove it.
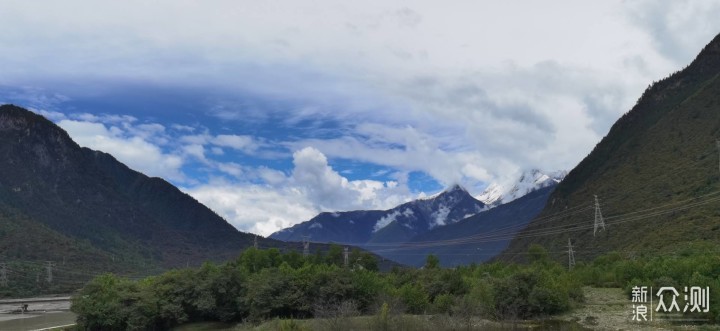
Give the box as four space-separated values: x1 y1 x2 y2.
425 254 440 269
326 244 344 267
398 283 429 314
528 244 549 265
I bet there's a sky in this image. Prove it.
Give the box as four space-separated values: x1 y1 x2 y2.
1 0 719 236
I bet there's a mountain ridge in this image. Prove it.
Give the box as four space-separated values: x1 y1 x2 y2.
0 104 291 273
498 32 720 262
271 183 485 244
382 183 558 267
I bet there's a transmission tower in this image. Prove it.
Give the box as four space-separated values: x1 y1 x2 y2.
344 247 349 268
46 261 54 284
254 235 258 249
302 236 310 257
593 195 606 236
0 263 7 287
567 238 576 270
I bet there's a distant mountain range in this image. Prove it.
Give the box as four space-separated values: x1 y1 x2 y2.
384 184 556 267
499 32 720 263
271 184 486 245
271 171 563 267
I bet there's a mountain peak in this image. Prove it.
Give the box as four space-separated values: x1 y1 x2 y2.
477 169 565 206
419 183 471 201
444 183 468 194
1 104 56 129
0 105 270 269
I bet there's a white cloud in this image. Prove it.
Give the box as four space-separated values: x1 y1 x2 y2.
216 162 244 178
257 167 287 186
625 0 720 65
184 147 418 236
290 147 358 210
34 109 67 121
58 119 185 181
212 134 258 154
182 144 208 164
290 146 413 211
373 210 402 233
430 205 450 228
210 146 224 155
182 182 319 236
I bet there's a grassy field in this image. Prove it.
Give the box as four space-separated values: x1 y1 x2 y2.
175 316 587 331
174 287 720 331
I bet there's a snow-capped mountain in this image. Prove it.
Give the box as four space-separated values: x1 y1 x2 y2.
384 184 558 267
270 184 485 244
477 169 567 207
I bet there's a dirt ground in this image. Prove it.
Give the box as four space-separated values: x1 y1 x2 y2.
560 287 719 331
0 297 71 315
0 296 75 330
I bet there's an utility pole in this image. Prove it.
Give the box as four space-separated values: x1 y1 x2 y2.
594 195 606 236
567 238 575 270
302 236 310 257
344 247 349 268
0 263 7 287
715 139 720 174
46 261 54 284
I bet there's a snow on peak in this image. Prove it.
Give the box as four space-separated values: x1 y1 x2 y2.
476 183 503 205
476 169 566 207
418 184 468 201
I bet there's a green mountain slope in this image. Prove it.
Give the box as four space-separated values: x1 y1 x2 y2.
0 105 303 295
500 33 720 262
0 201 151 297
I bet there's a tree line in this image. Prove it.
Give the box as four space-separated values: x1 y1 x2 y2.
71 242 720 330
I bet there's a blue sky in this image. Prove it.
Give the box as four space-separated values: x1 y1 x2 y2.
1 0 719 235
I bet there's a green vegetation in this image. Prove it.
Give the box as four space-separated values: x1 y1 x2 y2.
0 205 158 298
572 241 720 322
72 242 720 330
72 245 583 330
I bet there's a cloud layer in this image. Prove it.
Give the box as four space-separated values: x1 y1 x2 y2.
2 1 720 236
